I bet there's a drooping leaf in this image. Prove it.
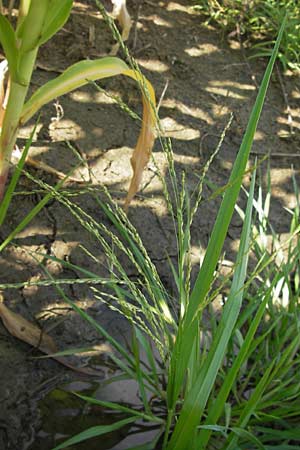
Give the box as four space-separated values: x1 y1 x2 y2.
20 57 156 208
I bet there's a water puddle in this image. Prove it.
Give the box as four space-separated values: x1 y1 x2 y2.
27 379 160 450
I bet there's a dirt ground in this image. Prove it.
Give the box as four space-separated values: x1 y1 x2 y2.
0 1 300 448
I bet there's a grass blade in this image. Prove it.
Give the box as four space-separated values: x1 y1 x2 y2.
167 16 286 412
52 416 137 450
167 165 256 450
197 282 275 447
74 393 164 424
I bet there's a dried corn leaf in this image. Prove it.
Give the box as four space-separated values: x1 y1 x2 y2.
0 295 103 376
20 57 157 209
124 71 156 211
0 294 57 353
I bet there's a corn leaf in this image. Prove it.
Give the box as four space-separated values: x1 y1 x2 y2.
0 14 18 80
20 57 156 207
38 0 73 46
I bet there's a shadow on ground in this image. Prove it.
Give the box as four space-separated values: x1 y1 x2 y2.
0 0 299 448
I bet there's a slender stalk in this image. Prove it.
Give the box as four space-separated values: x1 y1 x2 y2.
0 50 38 200
162 409 174 449
0 0 49 200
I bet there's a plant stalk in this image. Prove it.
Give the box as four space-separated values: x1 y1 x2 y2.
0 49 37 201
0 0 49 201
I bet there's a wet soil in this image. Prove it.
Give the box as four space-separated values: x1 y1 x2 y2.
0 0 300 448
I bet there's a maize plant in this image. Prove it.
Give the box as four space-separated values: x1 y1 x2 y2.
0 0 156 210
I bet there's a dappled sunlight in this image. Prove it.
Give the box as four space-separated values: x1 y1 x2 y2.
185 43 219 58
49 119 86 142
210 80 256 92
137 58 170 73
277 107 300 138
69 90 92 103
253 130 266 141
160 117 200 140
162 98 214 124
166 2 194 14
211 103 231 118
18 123 44 141
206 80 256 100
291 89 300 99
142 14 173 28
190 244 205 267
205 85 248 100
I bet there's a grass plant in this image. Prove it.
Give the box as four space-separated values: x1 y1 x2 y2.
1 7 298 450
194 0 300 71
0 18 291 450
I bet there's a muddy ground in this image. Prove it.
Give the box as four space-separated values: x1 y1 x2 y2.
0 1 300 449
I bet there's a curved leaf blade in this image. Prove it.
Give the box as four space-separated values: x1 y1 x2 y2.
20 57 130 124
52 416 137 450
21 57 156 208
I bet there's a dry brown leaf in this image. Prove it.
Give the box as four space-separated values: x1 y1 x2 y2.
0 294 58 353
25 156 87 184
124 74 156 212
0 295 103 376
110 0 132 56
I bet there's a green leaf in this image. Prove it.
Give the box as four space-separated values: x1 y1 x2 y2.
18 0 50 52
74 393 164 424
167 164 256 450
197 279 276 447
197 425 265 449
224 362 275 450
166 14 286 416
52 416 137 450
0 15 18 79
38 0 73 46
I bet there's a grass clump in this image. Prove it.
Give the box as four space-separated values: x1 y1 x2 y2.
18 20 300 450
1 10 298 450
194 0 300 71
